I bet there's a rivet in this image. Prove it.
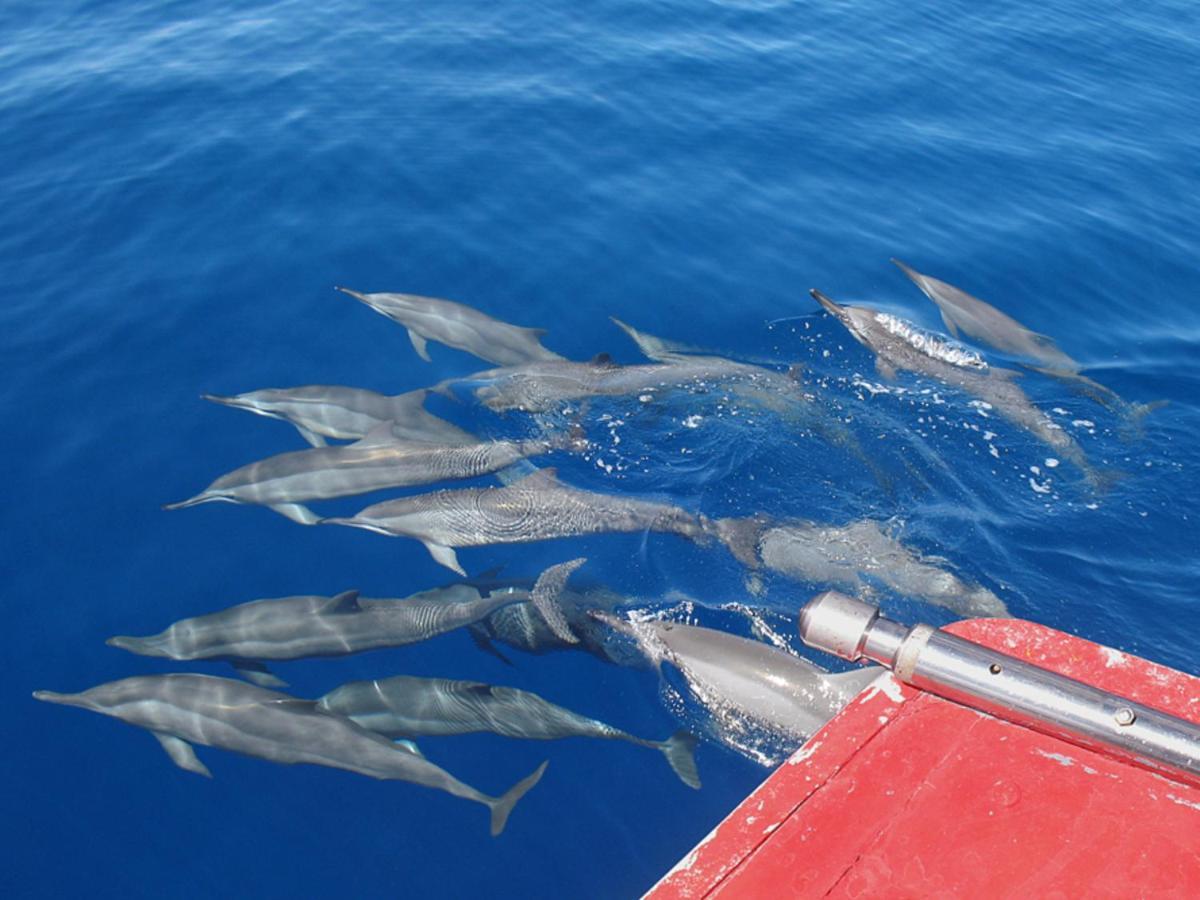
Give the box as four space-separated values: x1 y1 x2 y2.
988 663 1002 675
1114 707 1137 727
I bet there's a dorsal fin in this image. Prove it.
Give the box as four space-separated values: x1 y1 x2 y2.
322 590 361 614
589 352 615 367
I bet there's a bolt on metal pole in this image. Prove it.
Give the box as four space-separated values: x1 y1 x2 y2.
797 591 1200 790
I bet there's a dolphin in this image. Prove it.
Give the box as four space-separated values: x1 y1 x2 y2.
108 560 585 686
811 288 1102 484
714 516 1008 618
203 386 475 448
317 675 700 789
163 426 557 525
34 674 546 836
591 613 880 742
322 467 711 576
468 585 644 666
336 287 564 367
891 259 1165 425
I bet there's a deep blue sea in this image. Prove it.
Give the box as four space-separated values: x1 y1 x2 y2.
4 1 1199 897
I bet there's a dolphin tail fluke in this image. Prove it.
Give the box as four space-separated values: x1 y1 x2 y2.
658 730 701 789
708 516 764 568
1117 398 1169 442
530 558 586 644
488 760 548 837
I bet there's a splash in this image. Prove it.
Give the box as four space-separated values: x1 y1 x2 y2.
875 312 988 370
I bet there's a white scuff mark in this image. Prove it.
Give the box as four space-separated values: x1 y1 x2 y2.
682 414 703 429
1034 749 1076 767
787 740 823 766
745 816 757 825
763 823 779 835
1100 647 1128 668
1166 794 1200 812
859 671 906 704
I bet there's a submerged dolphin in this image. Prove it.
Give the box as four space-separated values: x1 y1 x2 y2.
592 614 880 743
163 427 556 525
716 517 1008 617
108 560 585 686
336 287 563 366
203 386 475 448
317 675 700 789
812 289 1102 484
322 468 711 576
34 674 545 836
891 259 1164 423
469 585 642 666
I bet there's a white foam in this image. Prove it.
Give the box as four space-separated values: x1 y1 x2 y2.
874 312 988 369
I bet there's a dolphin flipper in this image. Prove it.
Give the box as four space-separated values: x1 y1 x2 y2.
153 732 212 778
424 542 465 576
269 503 321 526
295 425 328 448
469 626 515 666
231 659 288 688
407 329 432 362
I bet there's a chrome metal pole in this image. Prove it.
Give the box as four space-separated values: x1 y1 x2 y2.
797 591 1200 789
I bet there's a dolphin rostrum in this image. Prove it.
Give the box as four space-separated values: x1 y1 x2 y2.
891 259 1164 424
322 468 711 576
336 287 564 366
317 675 700 789
34 674 546 836
715 516 1008 618
163 427 557 525
811 288 1102 484
203 386 475 448
108 559 586 686
591 613 880 744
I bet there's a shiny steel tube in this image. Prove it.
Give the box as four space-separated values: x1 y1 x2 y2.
798 591 1200 789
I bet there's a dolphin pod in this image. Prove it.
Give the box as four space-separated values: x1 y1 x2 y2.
108 559 587 686
317 674 701 789
164 427 557 525
811 288 1104 486
33 675 546 836
336 287 564 367
322 467 712 576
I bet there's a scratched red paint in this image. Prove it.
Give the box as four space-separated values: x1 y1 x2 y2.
646 619 1200 899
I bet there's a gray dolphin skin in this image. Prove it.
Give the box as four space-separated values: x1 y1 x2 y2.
317 675 701 789
890 259 1078 370
811 288 1100 483
163 428 554 525
454 353 812 418
107 559 585 685
322 467 710 576
203 386 475 448
592 614 880 742
336 287 564 367
33 674 546 836
744 518 1008 617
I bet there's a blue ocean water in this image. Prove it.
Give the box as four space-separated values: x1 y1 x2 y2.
4 1 1198 896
